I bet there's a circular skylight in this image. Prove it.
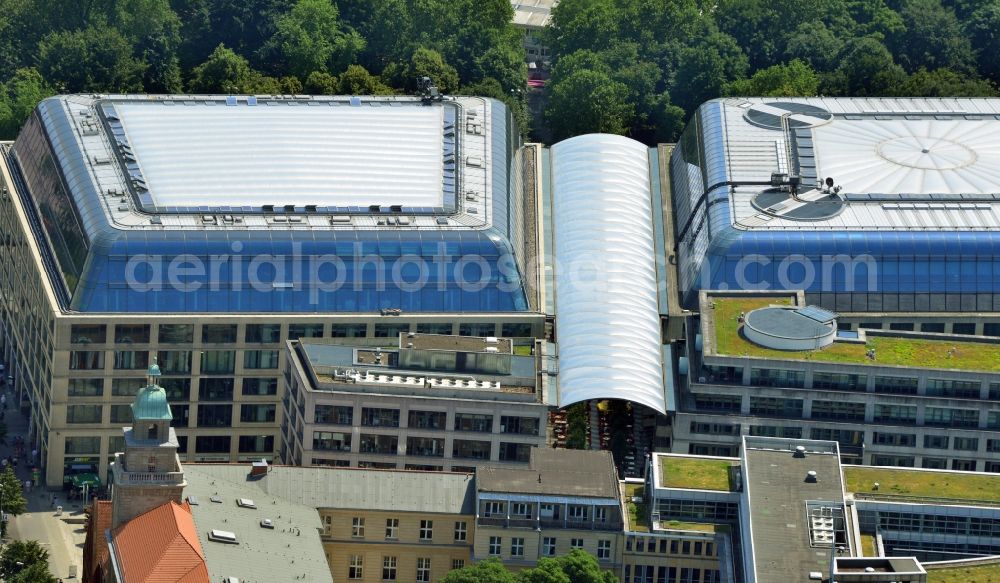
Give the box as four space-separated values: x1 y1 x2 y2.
876 136 977 170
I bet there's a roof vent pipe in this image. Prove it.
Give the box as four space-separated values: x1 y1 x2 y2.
805 470 818 483
795 446 806 458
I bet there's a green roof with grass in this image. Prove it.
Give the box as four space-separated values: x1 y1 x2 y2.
708 296 1000 372
624 483 649 533
660 456 735 491
927 562 1000 583
844 466 1000 504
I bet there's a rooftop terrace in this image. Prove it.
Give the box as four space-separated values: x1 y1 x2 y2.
927 561 1000 582
659 456 736 492
844 466 1000 505
707 296 1000 372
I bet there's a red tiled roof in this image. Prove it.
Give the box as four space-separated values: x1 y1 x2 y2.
83 500 113 583
111 501 209 583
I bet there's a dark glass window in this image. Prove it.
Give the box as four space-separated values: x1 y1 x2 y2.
158 351 191 374
359 434 398 455
70 325 105 345
454 413 492 432
459 323 495 337
202 324 237 343
245 324 282 343
200 351 235 374
158 324 193 344
288 324 324 339
453 439 491 460
361 408 399 428
67 405 102 423
161 378 191 401
244 350 279 369
920 323 945 333
69 351 104 370
113 350 148 370
331 324 367 338
498 442 531 462
500 416 539 435
115 324 150 344
171 404 190 428
313 431 351 451
374 324 409 338
195 435 231 453
408 410 446 430
242 378 278 396
415 323 453 335
65 436 101 455
239 435 274 453
112 378 144 397
952 323 976 335
501 323 533 337
240 404 276 423
110 405 132 424
199 378 234 401
407 436 445 457
316 405 353 425
68 378 103 397
197 404 233 427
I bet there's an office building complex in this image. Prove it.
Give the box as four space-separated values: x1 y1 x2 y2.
282 333 549 471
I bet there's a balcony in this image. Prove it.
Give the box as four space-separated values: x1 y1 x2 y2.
111 453 185 485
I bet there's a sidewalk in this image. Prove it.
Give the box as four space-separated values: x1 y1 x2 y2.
1 389 86 579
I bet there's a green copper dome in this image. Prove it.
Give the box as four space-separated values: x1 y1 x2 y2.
131 384 173 421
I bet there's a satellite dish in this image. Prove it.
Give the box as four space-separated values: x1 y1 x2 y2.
825 176 834 188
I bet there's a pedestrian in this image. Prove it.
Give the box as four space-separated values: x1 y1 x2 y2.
30 448 36 464
49 494 55 508
23 479 29 492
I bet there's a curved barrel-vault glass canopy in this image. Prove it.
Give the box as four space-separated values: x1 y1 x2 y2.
550 134 666 414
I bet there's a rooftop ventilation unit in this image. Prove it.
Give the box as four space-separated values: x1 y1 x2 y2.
209 529 238 544
260 518 274 529
237 498 257 509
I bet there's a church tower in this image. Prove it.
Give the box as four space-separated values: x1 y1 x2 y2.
110 359 186 529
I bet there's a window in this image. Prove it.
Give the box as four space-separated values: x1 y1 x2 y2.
238 435 273 453
542 537 556 556
874 404 917 424
112 378 144 397
348 555 363 579
498 442 531 463
245 323 281 343
67 405 102 424
926 379 981 399
374 323 409 338
484 502 505 517
313 431 351 452
288 323 324 340
157 350 191 374
359 434 398 455
510 502 530 519
241 377 276 396
361 407 400 428
240 404 276 423
416 558 431 582
568 505 588 521
750 368 804 388
454 413 493 432
452 559 465 570
197 404 232 427
416 323 453 334
71 324 106 344
502 323 533 337
692 393 741 413
69 351 104 370
925 407 979 428
170 405 190 428
408 410 446 430
115 324 149 344
488 536 501 556
594 507 608 523
382 556 396 581
113 350 148 370
749 425 802 438
385 518 398 539
511 537 524 557
873 376 918 395
202 324 236 343
316 405 353 425
597 540 611 561
407 436 444 457
195 435 230 453
749 397 803 417
988 439 1000 453
110 405 131 424
351 517 365 537
812 372 866 392
952 323 976 335
454 521 467 542
872 432 916 447
500 416 539 435
921 322 945 333
331 324 367 338
244 349 280 369
159 324 193 344
810 400 865 422
161 378 191 401
68 378 103 397
452 439 490 460
65 436 100 454
954 437 979 451
199 378 234 401
889 322 914 331
570 538 583 549
923 435 949 449
419 520 433 541
200 351 235 374
459 323 495 337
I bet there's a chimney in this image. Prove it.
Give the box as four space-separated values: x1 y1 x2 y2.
250 459 269 478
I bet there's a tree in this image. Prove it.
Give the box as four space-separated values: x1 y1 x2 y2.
110 0 184 92
0 540 49 580
261 0 364 78
8 561 56 583
36 25 147 93
440 558 517 583
335 64 393 95
896 68 997 97
518 559 571 583
548 550 618 583
672 32 748 112
187 43 253 93
824 36 907 96
889 0 976 74
0 69 55 140
724 60 820 97
0 465 29 526
545 68 633 141
384 47 459 94
965 1 1000 82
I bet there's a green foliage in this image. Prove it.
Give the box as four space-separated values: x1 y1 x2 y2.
8 561 56 583
897 68 998 96
546 68 633 141
187 43 253 93
0 465 29 517
0 68 55 139
0 540 50 580
261 0 363 78
442 551 618 583
724 60 819 97
37 25 147 93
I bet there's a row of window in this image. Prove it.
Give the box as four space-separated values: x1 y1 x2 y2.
312 433 530 461
67 403 275 426
69 350 280 372
624 565 721 583
349 517 467 543
625 537 714 557
71 322 534 345
870 455 997 473
347 555 453 582
844 321 1000 336
314 405 540 435
873 432 988 452
69 377 278 398
66 434 273 455
481 501 610 522
690 404 994 432
487 535 612 560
